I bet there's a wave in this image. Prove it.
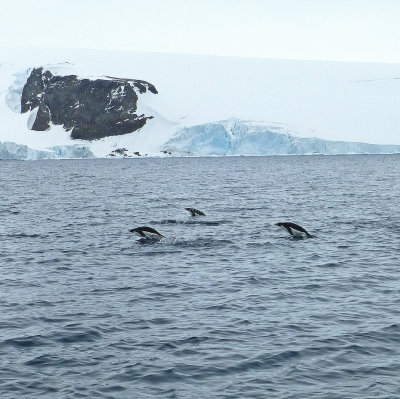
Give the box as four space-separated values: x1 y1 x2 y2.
150 219 228 226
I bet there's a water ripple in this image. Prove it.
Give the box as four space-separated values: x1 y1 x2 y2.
2 156 400 398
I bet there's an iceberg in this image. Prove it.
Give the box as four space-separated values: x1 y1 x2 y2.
164 120 400 156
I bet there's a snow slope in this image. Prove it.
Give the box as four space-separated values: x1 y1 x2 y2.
1 48 400 159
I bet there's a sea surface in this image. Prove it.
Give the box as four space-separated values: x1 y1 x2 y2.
1 155 400 398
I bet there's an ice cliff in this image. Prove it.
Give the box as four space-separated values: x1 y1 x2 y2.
164 120 400 156
0 142 93 160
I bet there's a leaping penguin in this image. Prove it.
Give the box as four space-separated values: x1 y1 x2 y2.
185 208 206 216
129 226 164 240
275 222 313 238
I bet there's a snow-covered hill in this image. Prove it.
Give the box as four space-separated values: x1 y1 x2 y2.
1 48 400 159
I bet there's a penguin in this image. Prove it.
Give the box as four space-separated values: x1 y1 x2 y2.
275 222 313 238
185 207 206 216
129 226 164 240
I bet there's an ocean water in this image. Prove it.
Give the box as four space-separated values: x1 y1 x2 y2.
1 155 400 398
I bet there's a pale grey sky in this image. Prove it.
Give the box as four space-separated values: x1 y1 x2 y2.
2 0 400 62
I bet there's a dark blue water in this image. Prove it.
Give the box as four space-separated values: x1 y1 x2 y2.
1 155 400 398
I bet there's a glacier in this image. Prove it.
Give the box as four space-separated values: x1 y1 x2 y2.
0 142 93 160
164 120 400 156
2 49 400 159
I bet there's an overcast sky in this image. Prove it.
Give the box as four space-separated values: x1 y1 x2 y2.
2 0 400 62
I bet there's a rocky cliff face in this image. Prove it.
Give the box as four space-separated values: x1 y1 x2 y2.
21 67 157 140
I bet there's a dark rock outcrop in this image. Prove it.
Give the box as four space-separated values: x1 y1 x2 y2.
21 67 157 140
109 148 129 157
